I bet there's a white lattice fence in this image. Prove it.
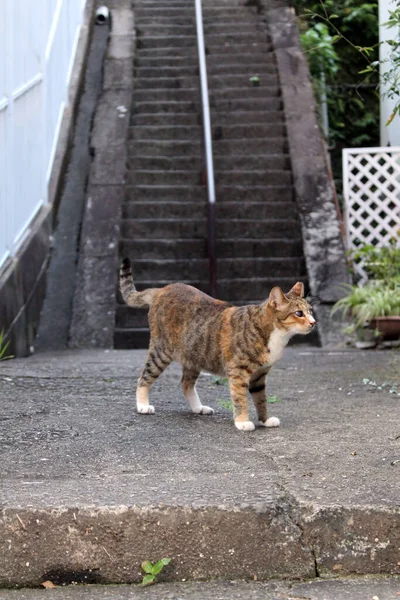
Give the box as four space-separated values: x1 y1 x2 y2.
343 147 400 281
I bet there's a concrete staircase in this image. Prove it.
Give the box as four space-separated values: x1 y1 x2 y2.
115 0 307 348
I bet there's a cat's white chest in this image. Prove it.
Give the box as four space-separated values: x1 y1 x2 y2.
267 328 291 366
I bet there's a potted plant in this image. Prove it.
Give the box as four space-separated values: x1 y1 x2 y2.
332 241 400 346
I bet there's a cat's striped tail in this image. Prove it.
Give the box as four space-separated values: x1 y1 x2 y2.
119 258 160 308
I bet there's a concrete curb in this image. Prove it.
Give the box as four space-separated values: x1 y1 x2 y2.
35 21 110 352
1 348 399 587
69 0 135 349
1 500 399 587
266 0 350 346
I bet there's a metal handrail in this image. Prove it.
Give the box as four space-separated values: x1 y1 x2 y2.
195 0 217 297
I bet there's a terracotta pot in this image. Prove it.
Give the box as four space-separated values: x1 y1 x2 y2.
370 316 400 340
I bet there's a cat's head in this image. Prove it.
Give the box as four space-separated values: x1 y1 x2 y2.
267 282 316 336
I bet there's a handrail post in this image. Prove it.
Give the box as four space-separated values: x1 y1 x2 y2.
195 0 217 298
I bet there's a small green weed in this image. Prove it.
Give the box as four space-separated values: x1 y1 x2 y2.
267 395 282 404
0 331 13 361
249 75 261 86
212 376 228 386
362 378 399 396
216 398 232 411
140 558 171 587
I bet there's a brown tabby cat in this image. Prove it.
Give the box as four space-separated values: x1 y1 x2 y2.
120 258 316 431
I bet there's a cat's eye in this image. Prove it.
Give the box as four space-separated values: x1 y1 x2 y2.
295 310 304 317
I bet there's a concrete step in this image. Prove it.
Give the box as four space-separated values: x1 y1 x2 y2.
134 53 273 68
127 170 202 186
125 184 294 203
133 64 277 80
206 42 273 56
114 327 151 348
137 35 198 49
210 97 283 112
134 66 200 78
118 257 306 285
137 23 267 36
212 123 286 139
127 170 291 187
136 15 262 27
122 201 296 220
207 63 277 76
214 170 292 186
136 46 198 58
129 137 287 156
132 101 199 114
130 123 285 141
134 6 260 18
132 112 200 126
129 125 202 141
132 88 199 102
131 111 287 131
128 154 290 171
119 237 303 259
136 39 272 57
134 73 278 90
120 237 207 259
120 218 299 239
211 110 284 125
210 86 280 100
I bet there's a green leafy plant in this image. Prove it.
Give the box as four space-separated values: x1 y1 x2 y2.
267 395 282 404
216 398 232 410
293 0 380 193
140 558 171 587
249 75 261 86
212 376 228 386
332 280 400 327
349 240 400 283
0 331 13 361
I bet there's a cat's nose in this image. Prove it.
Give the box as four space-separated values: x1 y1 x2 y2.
309 316 316 326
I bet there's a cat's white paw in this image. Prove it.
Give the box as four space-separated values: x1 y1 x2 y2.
259 416 280 428
193 405 214 415
235 420 255 432
137 404 155 414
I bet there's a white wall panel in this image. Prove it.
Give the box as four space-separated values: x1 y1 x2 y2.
0 0 85 268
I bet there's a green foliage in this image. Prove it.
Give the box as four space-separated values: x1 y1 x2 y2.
332 242 400 327
212 376 228 386
249 75 261 86
267 395 282 404
350 240 400 283
0 331 13 361
140 558 171 587
331 281 400 325
216 398 233 410
300 22 340 77
293 0 380 190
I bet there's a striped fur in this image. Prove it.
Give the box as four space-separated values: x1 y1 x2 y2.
120 258 316 431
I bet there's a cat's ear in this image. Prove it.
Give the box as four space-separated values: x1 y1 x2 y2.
268 287 289 311
288 282 304 298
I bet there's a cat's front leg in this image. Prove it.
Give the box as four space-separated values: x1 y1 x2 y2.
249 371 280 428
228 370 254 431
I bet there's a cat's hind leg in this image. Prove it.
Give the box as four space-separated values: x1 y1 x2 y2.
181 368 214 415
136 345 172 414
249 371 280 428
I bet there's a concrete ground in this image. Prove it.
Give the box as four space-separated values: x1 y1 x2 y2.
1 577 400 599
0 347 399 591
